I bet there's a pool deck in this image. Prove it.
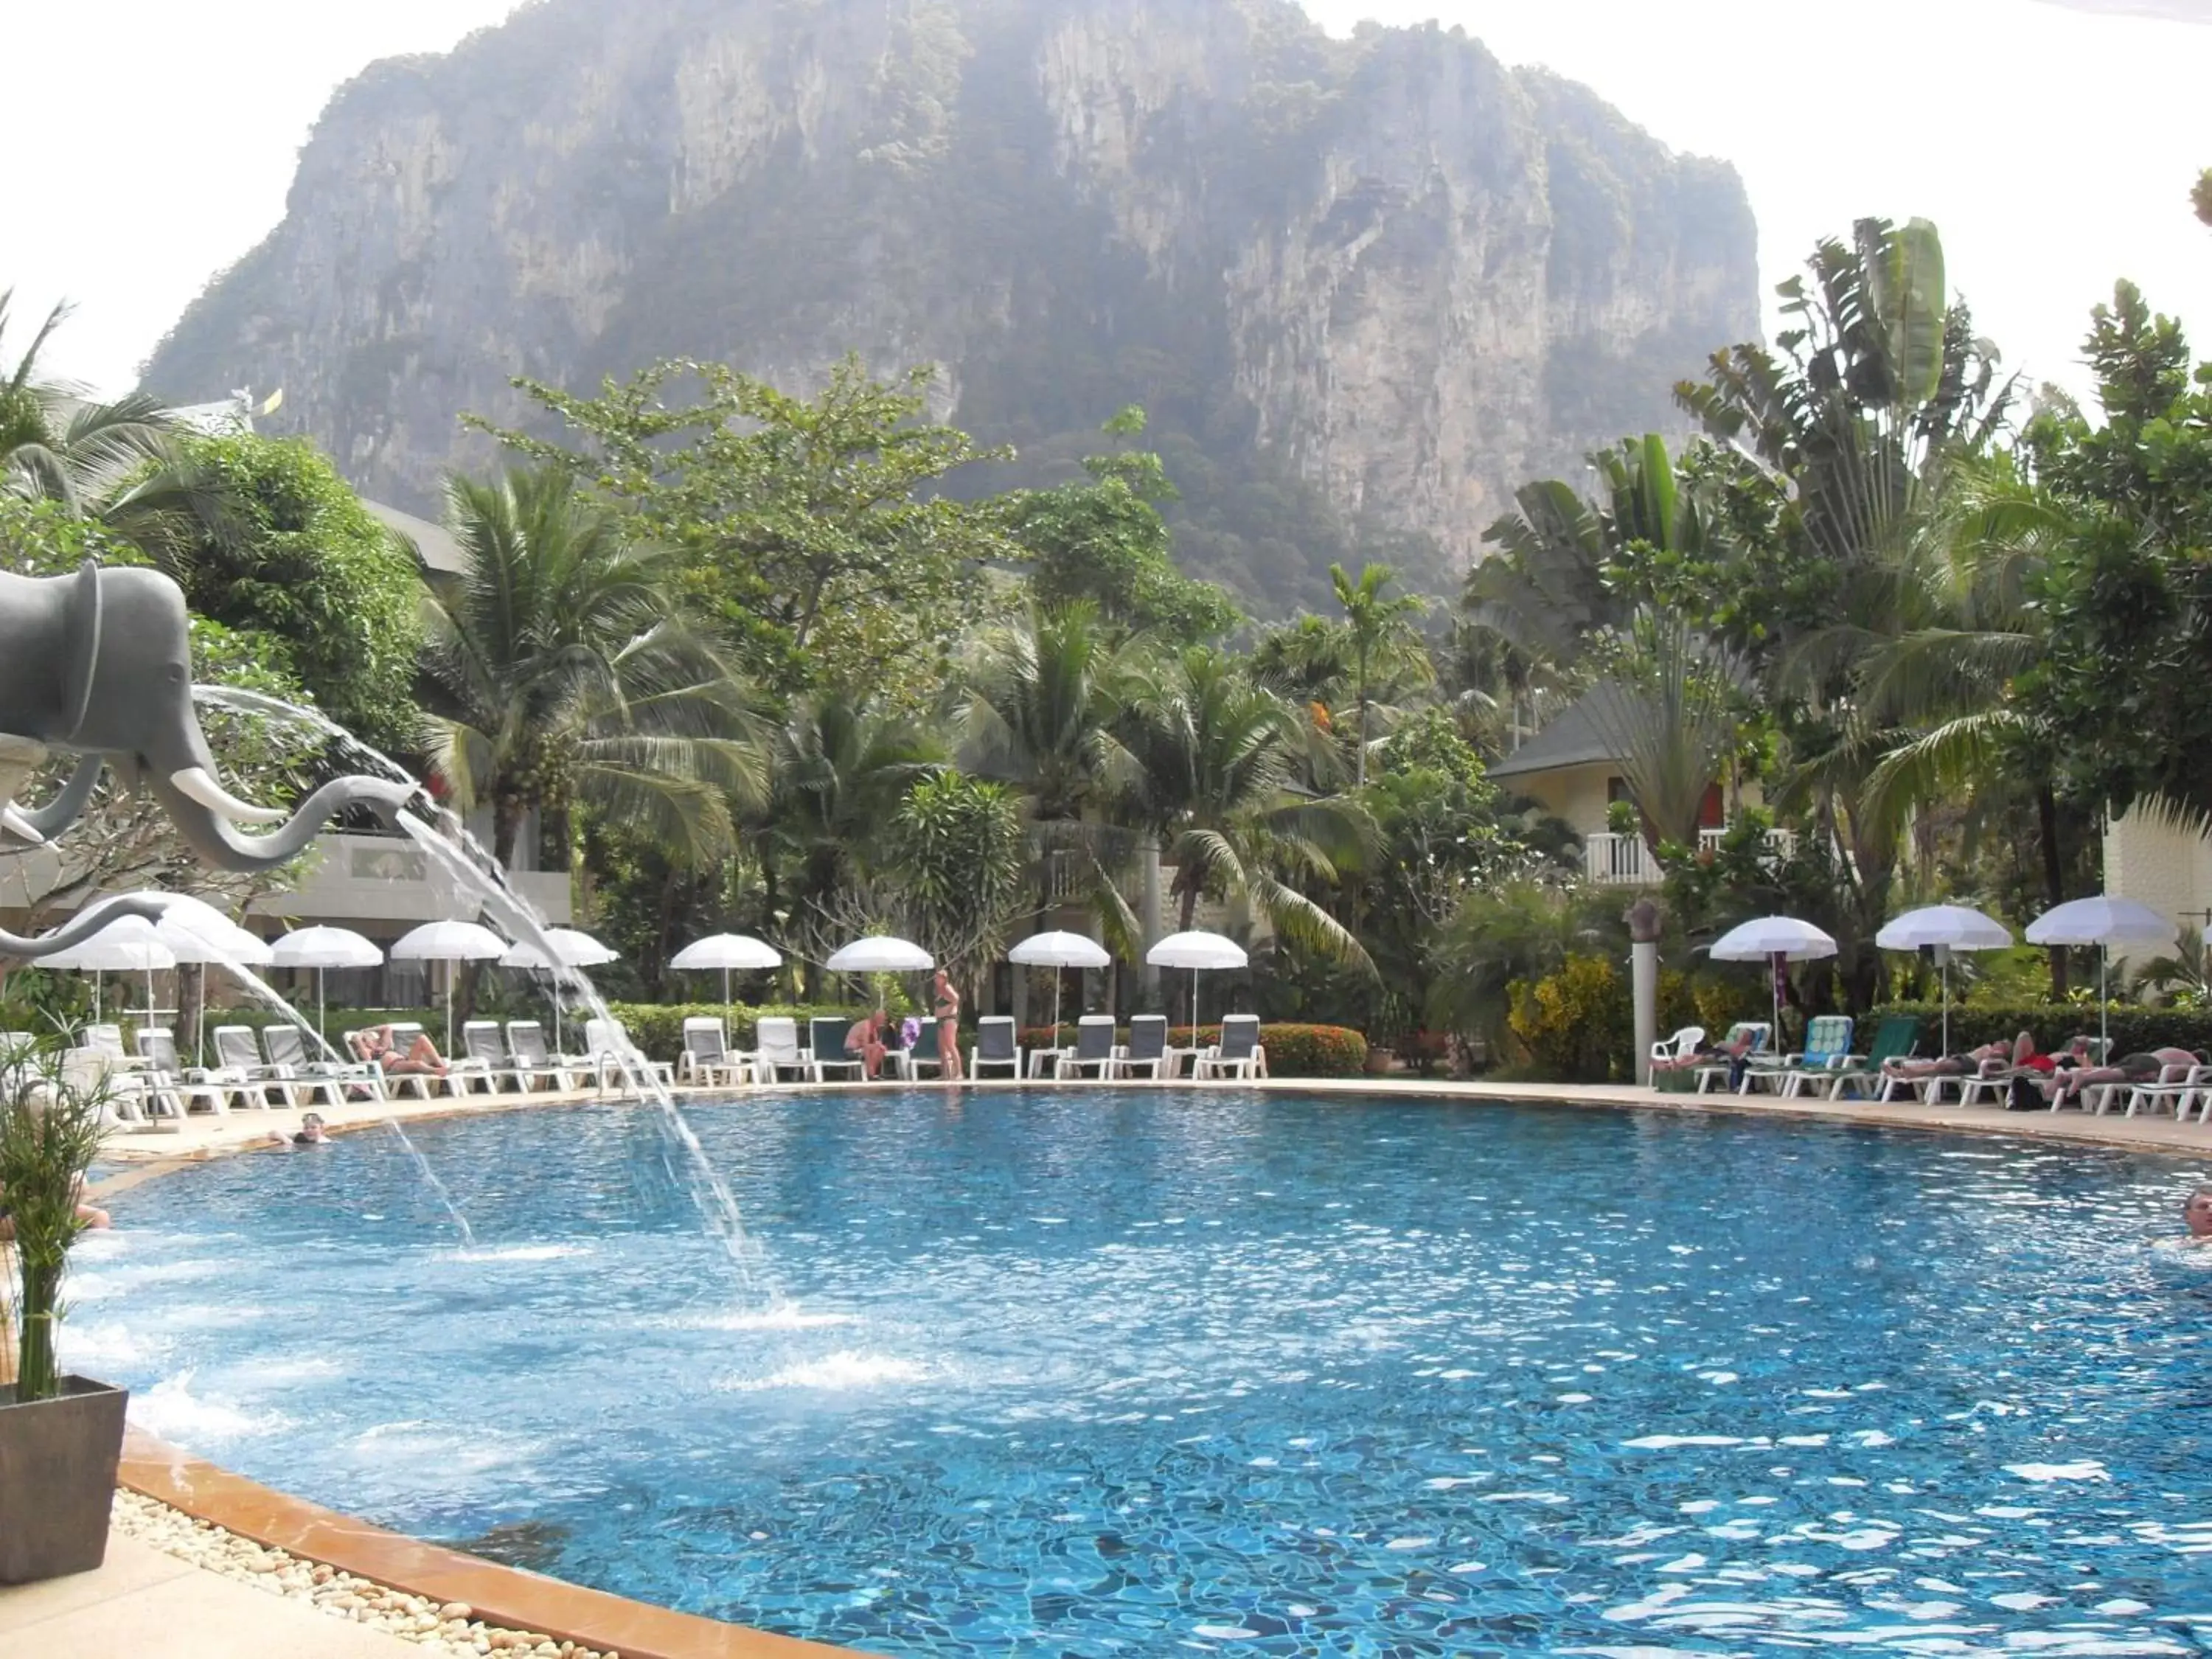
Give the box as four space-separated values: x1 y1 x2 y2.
21 1070 2211 1659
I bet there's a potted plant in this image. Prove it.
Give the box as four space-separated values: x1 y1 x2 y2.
0 1046 129 1584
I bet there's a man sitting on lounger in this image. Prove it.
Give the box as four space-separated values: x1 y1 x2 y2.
350 1026 448 1077
846 1009 889 1081
1653 1028 1755 1072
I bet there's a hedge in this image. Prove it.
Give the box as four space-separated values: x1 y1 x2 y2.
1870 1002 2212 1057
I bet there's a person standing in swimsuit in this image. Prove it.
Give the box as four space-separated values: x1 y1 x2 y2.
933 970 963 1081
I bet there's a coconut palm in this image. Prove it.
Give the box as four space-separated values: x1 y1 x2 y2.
766 689 945 909
1329 561 1430 787
416 466 762 870
0 293 239 559
1117 647 1372 967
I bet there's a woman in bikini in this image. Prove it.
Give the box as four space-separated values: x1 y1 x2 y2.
932 970 963 1081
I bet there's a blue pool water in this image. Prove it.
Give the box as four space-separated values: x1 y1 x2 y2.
70 1090 2212 1655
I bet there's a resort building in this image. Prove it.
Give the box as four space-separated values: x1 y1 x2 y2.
1486 687 1780 886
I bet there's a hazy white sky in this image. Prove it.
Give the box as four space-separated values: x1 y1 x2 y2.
7 0 2207 405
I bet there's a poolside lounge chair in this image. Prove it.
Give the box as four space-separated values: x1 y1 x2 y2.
680 1017 751 1088
460 1020 535 1094
506 1021 586 1093
580 1017 675 1092
1692 1023 1772 1094
1826 1017 1920 1101
1196 1014 1267 1081
212 1024 296 1107
133 1027 247 1118
742 1017 810 1084
970 1016 1022 1079
1116 1015 1169 1079
810 1018 865 1082
1778 1017 1858 1099
261 1024 380 1108
1650 1026 1707 1068
1057 1015 1120 1079
66 1045 173 1130
2111 1061 2212 1119
891 1018 939 1080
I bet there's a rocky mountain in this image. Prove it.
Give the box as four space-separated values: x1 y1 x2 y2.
144 0 1759 611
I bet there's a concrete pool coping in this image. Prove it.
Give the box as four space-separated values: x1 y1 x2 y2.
61 1072 2212 1656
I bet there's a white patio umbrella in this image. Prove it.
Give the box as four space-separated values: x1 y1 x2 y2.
1875 905 2014 1055
1710 916 1838 1046
1009 931 1112 1045
390 919 509 1053
134 896 276 1064
39 915 178 1025
826 936 934 974
500 928 619 1050
2026 895 2172 1052
1145 930 1248 1037
272 926 385 1041
669 933 784 1020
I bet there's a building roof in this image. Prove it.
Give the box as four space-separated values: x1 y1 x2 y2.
1487 686 1633 780
361 498 466 574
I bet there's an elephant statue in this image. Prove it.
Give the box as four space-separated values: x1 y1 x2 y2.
0 562 424 873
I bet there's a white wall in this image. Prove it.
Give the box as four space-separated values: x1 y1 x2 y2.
2104 810 2206 967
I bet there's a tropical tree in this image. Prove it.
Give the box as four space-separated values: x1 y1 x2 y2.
1329 562 1430 787
416 467 762 872
765 689 945 917
1117 647 1372 966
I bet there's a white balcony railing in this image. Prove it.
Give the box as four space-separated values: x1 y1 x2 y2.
1585 832 1658 886
1587 826 1800 886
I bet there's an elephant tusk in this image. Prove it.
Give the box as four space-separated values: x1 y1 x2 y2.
169 766 289 826
0 802 44 845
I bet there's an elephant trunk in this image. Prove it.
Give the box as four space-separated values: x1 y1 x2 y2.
149 773 426 874
0 894 170 962
15 757 106 844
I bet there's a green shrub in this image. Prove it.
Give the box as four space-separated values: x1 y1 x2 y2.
1507 954 1631 1082
1255 1023 1368 1078
1868 1002 2212 1058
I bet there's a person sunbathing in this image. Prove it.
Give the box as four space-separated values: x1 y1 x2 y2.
2039 1044 2199 1109
1652 1028 1754 1072
350 1026 448 1077
1882 1032 2031 1082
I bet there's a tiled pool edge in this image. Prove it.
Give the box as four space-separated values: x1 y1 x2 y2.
117 1427 853 1658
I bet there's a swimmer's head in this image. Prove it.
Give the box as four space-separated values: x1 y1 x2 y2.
2187 1186 2212 1237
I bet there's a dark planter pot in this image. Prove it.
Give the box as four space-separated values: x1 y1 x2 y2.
0 1374 129 1583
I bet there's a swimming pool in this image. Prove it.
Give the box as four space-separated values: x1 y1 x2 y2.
70 1089 2212 1655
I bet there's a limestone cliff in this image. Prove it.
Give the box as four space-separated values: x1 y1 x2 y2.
145 0 1759 609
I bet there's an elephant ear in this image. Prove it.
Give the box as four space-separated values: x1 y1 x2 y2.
59 560 102 743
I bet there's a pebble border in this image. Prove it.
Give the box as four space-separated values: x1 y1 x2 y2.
111 1488 619 1659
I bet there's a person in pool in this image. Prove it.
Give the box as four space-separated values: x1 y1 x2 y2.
267 1112 330 1148
2183 1186 2212 1248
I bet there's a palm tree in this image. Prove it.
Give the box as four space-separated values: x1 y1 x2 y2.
1118 647 1372 967
961 602 1133 823
766 689 944 911
1329 562 1430 787
0 293 239 560
416 467 762 872
961 602 1142 940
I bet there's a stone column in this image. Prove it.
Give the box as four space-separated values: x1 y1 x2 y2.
1627 896 1661 1088
1138 839 1164 1003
